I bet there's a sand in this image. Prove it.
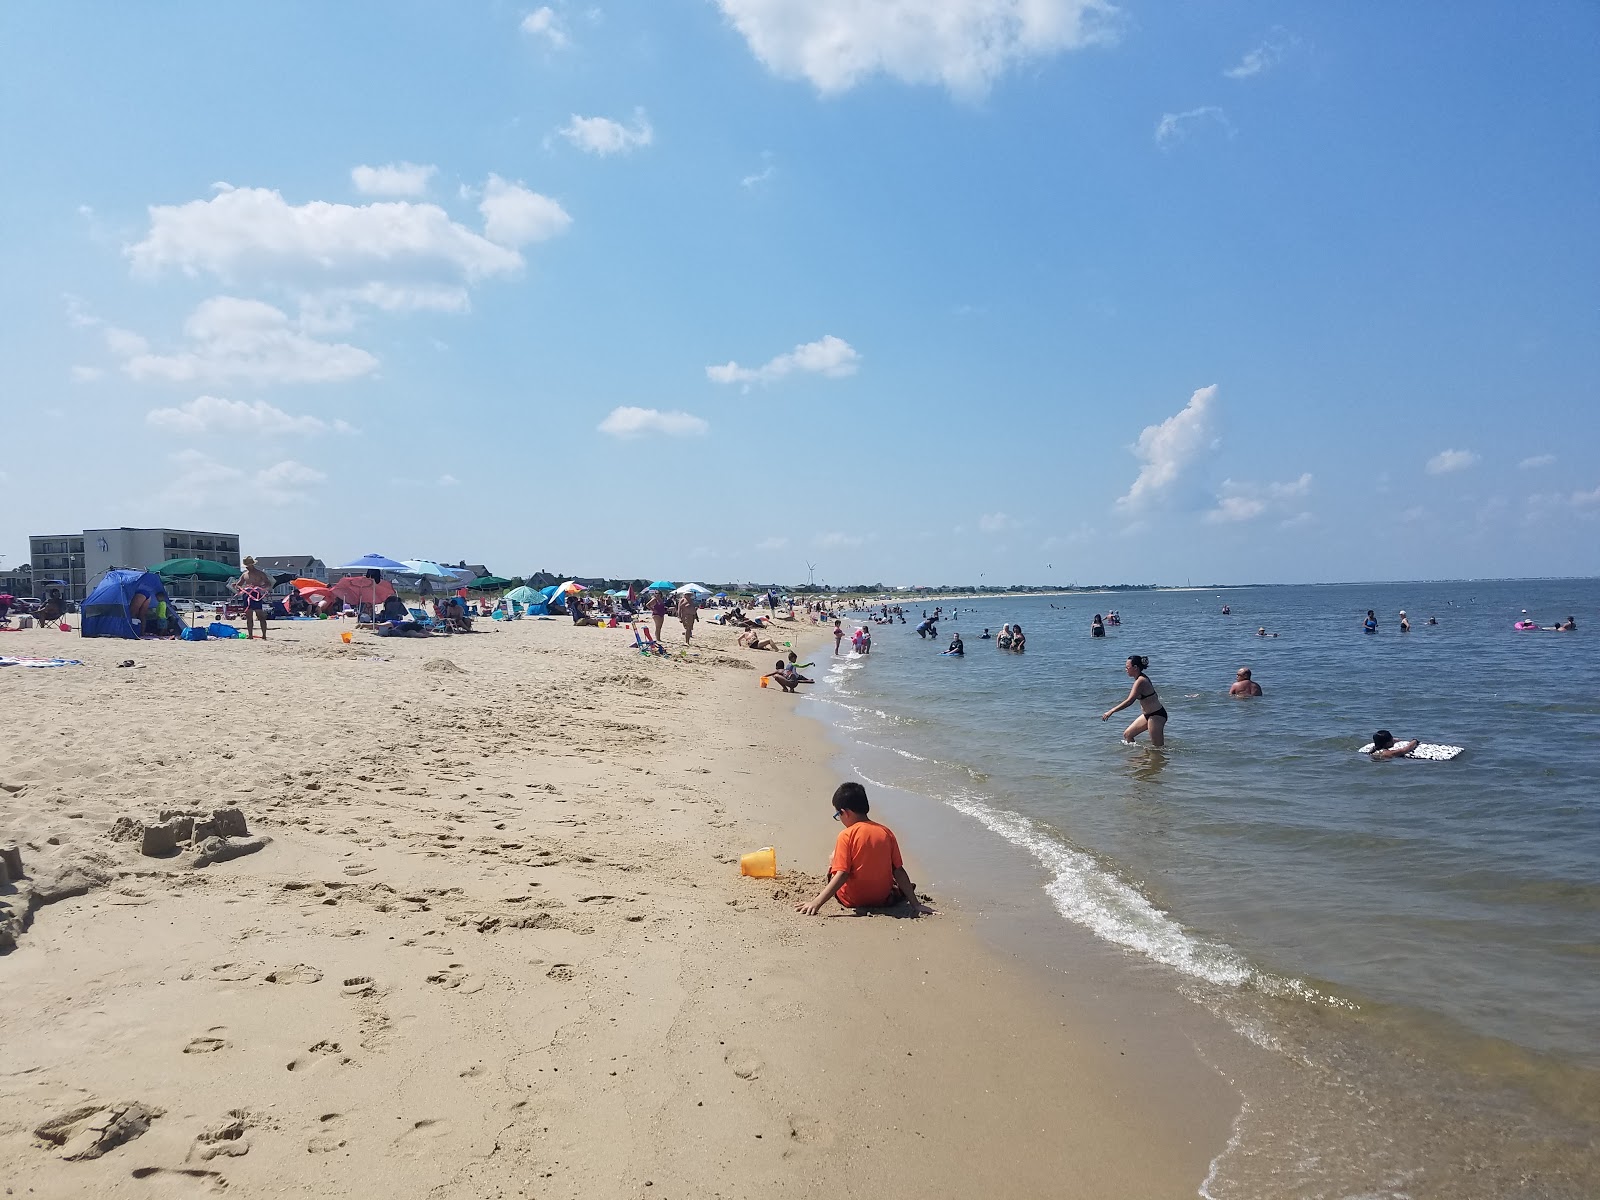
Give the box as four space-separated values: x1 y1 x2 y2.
0 613 1236 1198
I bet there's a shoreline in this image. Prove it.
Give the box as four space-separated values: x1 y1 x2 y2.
0 616 1236 1197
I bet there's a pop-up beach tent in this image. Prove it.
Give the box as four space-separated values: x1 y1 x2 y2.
81 568 164 639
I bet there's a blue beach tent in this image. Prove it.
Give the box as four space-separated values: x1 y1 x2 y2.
81 568 163 639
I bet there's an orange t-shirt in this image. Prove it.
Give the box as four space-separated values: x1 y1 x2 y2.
830 821 903 908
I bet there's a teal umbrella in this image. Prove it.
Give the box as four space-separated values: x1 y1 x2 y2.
647 581 675 591
151 557 240 581
505 586 539 603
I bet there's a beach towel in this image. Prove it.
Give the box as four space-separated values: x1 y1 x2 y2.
0 656 85 667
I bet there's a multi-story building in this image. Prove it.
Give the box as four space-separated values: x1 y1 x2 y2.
0 561 34 598
252 555 327 596
29 528 242 601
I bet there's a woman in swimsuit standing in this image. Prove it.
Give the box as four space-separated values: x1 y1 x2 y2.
1103 655 1166 746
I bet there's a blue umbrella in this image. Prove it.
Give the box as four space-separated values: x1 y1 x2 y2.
335 553 410 571
647 581 675 591
399 559 454 579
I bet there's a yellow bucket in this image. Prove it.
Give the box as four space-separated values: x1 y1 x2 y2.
739 847 777 878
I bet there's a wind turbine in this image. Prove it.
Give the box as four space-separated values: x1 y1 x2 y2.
806 561 817 587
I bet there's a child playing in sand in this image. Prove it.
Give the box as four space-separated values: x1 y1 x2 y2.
796 782 925 916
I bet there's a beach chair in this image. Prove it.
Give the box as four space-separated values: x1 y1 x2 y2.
409 606 451 635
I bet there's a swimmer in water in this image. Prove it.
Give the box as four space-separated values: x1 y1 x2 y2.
1399 610 1411 632
1091 614 1106 637
1229 667 1262 697
1363 610 1378 634
1368 730 1419 761
979 628 992 639
1558 616 1577 631
947 633 964 656
1103 655 1165 746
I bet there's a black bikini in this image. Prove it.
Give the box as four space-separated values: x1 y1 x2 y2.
1136 679 1166 722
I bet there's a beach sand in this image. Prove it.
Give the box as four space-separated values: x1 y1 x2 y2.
1 614 1235 1198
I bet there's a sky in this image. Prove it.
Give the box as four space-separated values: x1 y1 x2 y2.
1 1 1596 587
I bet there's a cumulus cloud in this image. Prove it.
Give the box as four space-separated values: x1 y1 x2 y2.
127 183 530 284
478 174 573 246
707 334 860 388
351 162 437 196
121 296 378 386
1426 448 1479 475
147 395 356 437
1155 106 1233 148
1116 384 1219 513
597 406 710 438
714 0 1121 96
1518 454 1555 469
1224 29 1298 79
1206 473 1312 523
560 110 654 156
977 512 1018 533
741 155 777 188
521 6 568 48
162 449 327 508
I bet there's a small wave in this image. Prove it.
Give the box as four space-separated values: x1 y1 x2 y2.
945 788 1259 988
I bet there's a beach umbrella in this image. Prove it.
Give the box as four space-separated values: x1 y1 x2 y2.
505 586 539 604
334 553 410 572
151 557 241 581
553 580 584 596
468 575 513 590
674 583 711 595
288 577 326 590
647 581 675 591
331 575 395 606
400 559 454 579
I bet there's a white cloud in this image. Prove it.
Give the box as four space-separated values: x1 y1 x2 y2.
1156 106 1233 148
560 110 653 156
162 450 327 508
707 334 860 387
127 183 527 283
977 512 1018 533
1425 448 1479 476
478 174 572 247
146 395 356 437
597 406 710 438
1224 29 1298 79
755 536 788 551
122 296 378 385
714 0 1121 96
104 326 150 356
521 6 568 47
1570 484 1600 508
1518 454 1556 469
297 282 471 334
437 474 460 488
1116 384 1219 513
351 162 437 197
814 531 865 549
741 158 777 188
1206 473 1312 523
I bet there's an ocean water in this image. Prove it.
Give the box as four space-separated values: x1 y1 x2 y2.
807 580 1600 1197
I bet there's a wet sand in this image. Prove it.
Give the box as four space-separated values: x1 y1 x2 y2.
0 615 1234 1197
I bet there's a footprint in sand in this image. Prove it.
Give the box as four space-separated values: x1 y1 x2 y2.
341 975 377 997
264 964 323 985
188 1110 254 1162
183 1036 229 1055
425 965 483 994
207 961 263 982
306 1112 346 1154
545 964 575 982
286 1041 353 1072
129 1166 227 1192
391 1117 450 1156
724 1048 763 1080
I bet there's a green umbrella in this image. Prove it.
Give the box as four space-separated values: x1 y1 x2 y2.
151 557 241 581
467 575 513 590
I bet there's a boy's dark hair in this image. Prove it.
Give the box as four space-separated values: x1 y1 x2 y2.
832 781 869 815
1372 730 1394 749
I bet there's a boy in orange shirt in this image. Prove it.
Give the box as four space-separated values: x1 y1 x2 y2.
795 782 926 916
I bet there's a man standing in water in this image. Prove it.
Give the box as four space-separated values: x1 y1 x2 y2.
1229 667 1263 696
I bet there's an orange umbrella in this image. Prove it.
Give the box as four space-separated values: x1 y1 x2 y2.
330 575 395 605
289 577 326 590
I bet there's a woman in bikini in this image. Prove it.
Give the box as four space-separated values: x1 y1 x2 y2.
1102 655 1166 746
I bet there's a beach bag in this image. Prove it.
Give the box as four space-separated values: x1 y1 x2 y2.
181 627 209 641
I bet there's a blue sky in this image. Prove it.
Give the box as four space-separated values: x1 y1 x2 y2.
2 1 1596 586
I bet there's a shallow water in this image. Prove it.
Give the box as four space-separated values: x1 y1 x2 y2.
807 580 1600 1195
